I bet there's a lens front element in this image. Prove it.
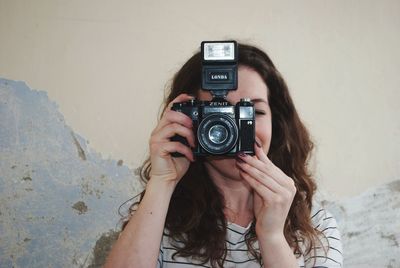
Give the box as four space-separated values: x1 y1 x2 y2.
198 114 238 155
209 125 228 144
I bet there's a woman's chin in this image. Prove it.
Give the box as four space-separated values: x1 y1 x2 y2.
204 157 243 181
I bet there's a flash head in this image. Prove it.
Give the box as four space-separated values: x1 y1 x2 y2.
203 42 236 61
201 41 238 97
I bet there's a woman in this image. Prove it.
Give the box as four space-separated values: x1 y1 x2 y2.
105 43 343 267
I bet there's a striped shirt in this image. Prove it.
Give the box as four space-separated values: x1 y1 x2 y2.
157 205 343 267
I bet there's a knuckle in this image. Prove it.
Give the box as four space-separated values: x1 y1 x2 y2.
149 136 155 146
255 180 263 188
173 122 184 130
283 189 295 202
163 111 172 120
290 183 297 193
264 160 274 171
287 179 297 192
149 142 159 152
150 127 158 137
273 196 283 204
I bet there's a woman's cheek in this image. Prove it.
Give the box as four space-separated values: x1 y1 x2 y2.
255 117 272 152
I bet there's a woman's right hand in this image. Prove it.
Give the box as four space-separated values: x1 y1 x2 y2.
148 94 196 186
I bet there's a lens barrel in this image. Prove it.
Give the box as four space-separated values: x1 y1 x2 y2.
197 114 238 155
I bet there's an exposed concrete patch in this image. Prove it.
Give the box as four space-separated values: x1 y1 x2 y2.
134 167 141 176
321 179 400 267
22 176 32 181
346 231 361 238
72 201 88 215
388 180 400 192
380 232 399 247
80 177 105 199
88 229 120 268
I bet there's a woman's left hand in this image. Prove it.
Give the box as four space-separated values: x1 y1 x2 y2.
236 143 297 241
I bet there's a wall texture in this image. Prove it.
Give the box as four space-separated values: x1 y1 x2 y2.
0 0 399 198
1 78 399 267
0 79 140 267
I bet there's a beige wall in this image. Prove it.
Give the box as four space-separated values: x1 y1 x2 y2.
1 0 399 198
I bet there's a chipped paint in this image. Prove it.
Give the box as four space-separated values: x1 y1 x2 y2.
87 229 120 267
71 131 87 161
0 78 142 267
72 201 89 215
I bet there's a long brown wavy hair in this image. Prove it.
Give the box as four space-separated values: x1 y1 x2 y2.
123 42 325 267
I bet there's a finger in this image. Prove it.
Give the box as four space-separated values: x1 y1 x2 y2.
238 168 276 202
236 160 284 194
166 93 194 110
248 146 294 188
156 110 193 132
151 123 196 148
154 94 194 133
254 140 269 162
152 141 194 162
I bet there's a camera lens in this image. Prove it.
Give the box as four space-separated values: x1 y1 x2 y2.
197 114 238 155
209 125 228 144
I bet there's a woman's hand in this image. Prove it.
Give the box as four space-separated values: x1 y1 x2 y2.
236 143 297 241
149 94 196 186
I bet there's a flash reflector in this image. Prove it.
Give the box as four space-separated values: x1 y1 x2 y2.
203 42 235 61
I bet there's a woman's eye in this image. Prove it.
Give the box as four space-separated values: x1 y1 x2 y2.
255 110 266 115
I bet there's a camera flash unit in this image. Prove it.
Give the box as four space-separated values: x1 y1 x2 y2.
201 41 238 95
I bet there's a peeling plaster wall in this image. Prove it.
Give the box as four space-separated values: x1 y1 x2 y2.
1 78 399 267
0 79 141 267
321 181 400 268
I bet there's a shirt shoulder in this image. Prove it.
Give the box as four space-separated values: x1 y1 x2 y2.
303 203 344 267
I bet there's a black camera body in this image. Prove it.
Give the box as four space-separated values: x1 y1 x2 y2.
172 98 255 156
171 41 255 157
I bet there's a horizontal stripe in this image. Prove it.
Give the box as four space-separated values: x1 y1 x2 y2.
304 255 342 265
227 247 259 252
314 217 336 229
163 260 210 268
162 245 259 255
311 208 324 219
320 226 338 233
225 238 247 246
224 257 257 264
226 226 247 235
326 236 341 241
313 246 343 256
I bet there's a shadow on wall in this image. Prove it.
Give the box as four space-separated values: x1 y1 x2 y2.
0 78 399 267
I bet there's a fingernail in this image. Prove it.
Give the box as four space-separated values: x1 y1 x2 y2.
236 156 244 163
237 152 247 158
255 140 261 148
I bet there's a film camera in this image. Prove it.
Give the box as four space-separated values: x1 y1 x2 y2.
172 41 255 156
